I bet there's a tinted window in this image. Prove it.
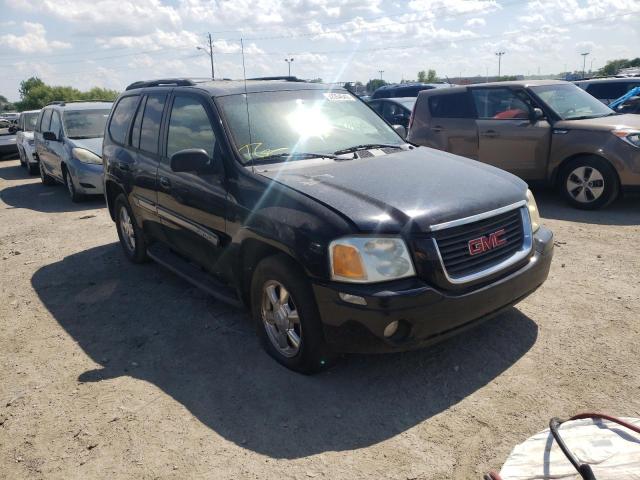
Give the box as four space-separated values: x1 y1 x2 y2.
139 94 166 154
586 82 634 101
472 88 530 119
382 102 410 127
167 96 215 159
40 109 52 132
429 92 475 118
129 97 145 148
49 111 62 136
109 96 139 144
368 101 383 114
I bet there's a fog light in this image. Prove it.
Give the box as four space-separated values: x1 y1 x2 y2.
384 320 399 338
338 292 367 305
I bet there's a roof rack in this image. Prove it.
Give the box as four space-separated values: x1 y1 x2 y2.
247 76 305 82
45 99 113 107
125 79 197 91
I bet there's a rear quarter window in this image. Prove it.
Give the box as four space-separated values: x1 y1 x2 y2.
109 95 139 144
428 92 475 118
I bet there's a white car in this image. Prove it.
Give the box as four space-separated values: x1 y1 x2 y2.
16 110 40 174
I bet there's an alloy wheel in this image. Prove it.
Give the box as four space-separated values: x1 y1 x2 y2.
261 280 302 358
566 166 605 204
119 206 136 253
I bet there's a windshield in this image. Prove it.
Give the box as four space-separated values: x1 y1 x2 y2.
63 109 111 139
23 113 39 132
217 90 403 164
530 84 614 120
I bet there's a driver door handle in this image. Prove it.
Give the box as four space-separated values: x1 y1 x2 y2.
481 130 499 138
159 176 171 189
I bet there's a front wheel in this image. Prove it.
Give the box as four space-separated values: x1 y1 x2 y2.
560 156 619 210
251 255 336 374
114 194 148 263
64 169 84 202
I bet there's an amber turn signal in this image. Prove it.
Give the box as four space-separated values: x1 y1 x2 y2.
332 244 366 280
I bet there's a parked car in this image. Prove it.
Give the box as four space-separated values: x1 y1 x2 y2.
367 97 416 130
103 78 553 373
407 80 640 209
575 77 640 105
0 115 18 159
15 109 41 174
34 100 112 201
371 82 452 99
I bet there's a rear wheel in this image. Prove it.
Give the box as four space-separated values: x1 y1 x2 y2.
251 255 336 374
560 156 619 210
18 148 26 167
114 194 148 263
39 161 56 186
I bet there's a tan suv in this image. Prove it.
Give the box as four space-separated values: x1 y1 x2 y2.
407 80 640 209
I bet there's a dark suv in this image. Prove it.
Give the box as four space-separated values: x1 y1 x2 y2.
103 78 553 373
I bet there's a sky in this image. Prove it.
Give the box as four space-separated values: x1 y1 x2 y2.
1 0 639 101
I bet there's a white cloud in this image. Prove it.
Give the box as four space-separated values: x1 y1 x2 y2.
465 17 486 27
0 22 70 53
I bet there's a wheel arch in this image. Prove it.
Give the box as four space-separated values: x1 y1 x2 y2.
105 180 126 220
552 152 620 189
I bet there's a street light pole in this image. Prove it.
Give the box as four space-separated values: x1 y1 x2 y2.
379 70 384 81
285 57 294 76
495 51 505 79
581 52 590 79
197 33 215 80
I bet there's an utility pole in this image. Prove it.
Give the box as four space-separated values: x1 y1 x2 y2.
495 51 505 79
590 58 595 73
581 52 590 79
379 70 384 81
285 57 294 76
197 33 215 80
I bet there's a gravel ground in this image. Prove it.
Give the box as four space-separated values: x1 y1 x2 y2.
1 157 639 479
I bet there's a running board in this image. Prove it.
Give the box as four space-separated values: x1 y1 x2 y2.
147 243 243 308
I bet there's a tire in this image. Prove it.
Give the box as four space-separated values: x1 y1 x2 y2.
114 194 148 263
251 254 336 374
39 161 56 186
27 161 38 176
63 167 84 202
18 148 26 167
559 156 619 210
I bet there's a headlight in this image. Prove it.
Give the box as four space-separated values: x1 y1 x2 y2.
526 189 541 233
72 148 102 164
612 129 640 148
329 237 415 283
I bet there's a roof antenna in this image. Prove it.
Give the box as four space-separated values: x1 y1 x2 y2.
241 38 254 172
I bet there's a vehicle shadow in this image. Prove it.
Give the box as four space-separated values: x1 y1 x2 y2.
0 162 30 181
1 182 104 213
533 188 640 226
32 243 538 459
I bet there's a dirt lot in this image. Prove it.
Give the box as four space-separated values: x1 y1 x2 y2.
1 157 639 479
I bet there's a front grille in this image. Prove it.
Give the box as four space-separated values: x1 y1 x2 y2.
433 208 525 279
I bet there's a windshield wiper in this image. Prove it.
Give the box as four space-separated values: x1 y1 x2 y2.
251 152 337 164
333 144 403 155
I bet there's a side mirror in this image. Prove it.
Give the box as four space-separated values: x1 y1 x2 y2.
392 124 407 138
170 148 211 173
8 126 17 134
43 131 58 141
531 108 545 122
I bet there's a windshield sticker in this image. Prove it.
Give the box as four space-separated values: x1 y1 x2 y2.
238 142 288 159
323 93 355 102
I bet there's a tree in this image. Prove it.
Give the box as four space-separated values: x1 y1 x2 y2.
343 81 364 94
600 58 640 76
14 76 119 111
366 78 387 93
417 69 438 83
0 95 15 112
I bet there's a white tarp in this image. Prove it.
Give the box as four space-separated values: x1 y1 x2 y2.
499 417 640 480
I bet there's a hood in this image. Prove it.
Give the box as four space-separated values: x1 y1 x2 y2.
256 147 528 232
556 113 640 132
69 137 103 157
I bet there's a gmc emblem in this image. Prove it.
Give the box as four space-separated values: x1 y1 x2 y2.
468 229 507 256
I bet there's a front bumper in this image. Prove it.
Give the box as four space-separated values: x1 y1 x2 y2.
68 162 105 195
313 226 553 354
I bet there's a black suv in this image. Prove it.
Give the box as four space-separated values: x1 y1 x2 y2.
103 78 554 373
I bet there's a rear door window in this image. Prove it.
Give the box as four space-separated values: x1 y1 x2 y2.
586 82 632 101
109 96 139 144
139 94 167 154
428 92 475 118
